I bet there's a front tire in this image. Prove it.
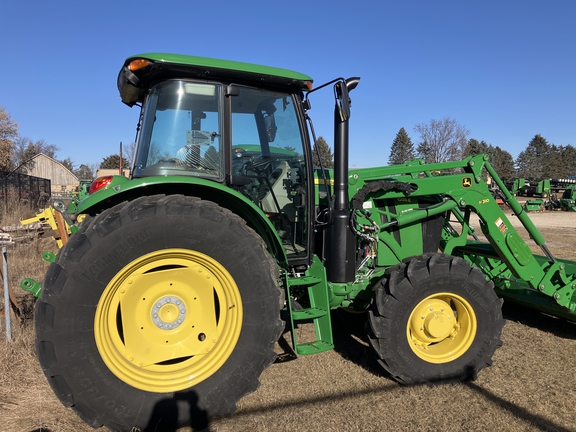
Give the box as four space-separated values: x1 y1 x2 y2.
367 253 504 384
35 195 284 431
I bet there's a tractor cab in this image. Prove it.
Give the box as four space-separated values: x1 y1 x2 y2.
122 55 314 261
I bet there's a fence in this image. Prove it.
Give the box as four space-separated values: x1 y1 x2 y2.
0 171 51 210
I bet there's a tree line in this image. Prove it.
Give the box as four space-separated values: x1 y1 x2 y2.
0 106 133 180
388 117 576 180
3 104 573 183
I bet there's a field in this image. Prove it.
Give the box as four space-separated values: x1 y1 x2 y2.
1 208 575 432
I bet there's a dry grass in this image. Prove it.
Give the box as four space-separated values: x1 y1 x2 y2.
0 201 81 431
0 204 575 432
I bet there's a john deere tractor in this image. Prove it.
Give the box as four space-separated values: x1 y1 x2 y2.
26 53 576 431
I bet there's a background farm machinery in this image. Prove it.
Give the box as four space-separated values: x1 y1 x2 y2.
502 177 576 212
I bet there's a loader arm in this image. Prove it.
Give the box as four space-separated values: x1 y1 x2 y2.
349 154 576 319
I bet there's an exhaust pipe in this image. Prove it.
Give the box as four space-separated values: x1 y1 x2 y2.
325 78 360 283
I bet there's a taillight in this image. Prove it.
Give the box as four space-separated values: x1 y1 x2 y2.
89 176 114 194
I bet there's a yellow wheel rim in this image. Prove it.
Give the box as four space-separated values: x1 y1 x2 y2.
406 292 477 364
94 248 243 392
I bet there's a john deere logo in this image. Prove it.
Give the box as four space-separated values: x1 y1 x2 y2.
462 177 472 188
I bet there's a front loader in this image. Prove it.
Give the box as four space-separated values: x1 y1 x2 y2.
24 53 576 431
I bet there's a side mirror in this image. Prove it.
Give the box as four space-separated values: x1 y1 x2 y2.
334 77 360 122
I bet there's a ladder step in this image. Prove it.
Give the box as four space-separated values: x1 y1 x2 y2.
292 307 328 321
286 258 333 356
295 340 334 355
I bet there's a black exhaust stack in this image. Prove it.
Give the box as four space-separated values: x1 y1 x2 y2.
325 78 360 283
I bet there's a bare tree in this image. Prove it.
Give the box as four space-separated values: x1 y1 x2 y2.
0 106 18 171
122 141 137 167
414 117 470 163
13 136 60 167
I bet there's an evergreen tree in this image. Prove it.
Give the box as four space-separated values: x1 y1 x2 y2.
100 154 131 169
462 138 489 157
462 138 515 180
60 157 75 172
491 146 516 179
556 145 576 178
21 143 37 163
312 136 334 168
388 127 416 165
74 164 95 180
416 140 433 164
515 134 551 179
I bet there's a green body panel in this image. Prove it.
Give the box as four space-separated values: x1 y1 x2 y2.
77 175 288 266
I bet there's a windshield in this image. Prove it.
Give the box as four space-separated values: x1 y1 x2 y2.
133 80 310 259
133 81 223 179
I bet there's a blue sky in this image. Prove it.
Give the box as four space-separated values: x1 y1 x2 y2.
1 1 575 169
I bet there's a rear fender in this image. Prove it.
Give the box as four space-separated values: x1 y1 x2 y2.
76 176 288 266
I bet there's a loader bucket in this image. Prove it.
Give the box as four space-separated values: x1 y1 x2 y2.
494 254 576 322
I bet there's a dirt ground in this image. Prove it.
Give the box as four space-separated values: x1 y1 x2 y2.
471 206 576 260
1 206 576 432
504 209 576 230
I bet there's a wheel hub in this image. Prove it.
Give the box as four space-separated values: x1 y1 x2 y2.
424 311 453 338
151 295 186 330
410 298 454 342
406 292 477 364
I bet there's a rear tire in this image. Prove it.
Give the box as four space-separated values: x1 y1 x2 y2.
367 253 504 384
35 195 284 431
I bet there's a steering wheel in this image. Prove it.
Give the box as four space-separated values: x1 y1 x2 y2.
242 156 275 176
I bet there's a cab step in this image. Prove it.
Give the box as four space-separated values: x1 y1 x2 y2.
285 261 333 355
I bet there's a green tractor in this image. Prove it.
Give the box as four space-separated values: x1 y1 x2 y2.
25 53 576 431
559 184 576 211
521 179 551 212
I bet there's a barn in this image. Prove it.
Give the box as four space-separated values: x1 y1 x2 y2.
23 153 79 198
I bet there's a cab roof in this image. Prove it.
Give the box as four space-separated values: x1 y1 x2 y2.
118 52 313 106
